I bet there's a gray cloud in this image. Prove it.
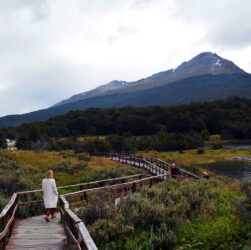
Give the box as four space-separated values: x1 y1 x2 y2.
0 0 250 117
174 0 251 48
0 0 50 20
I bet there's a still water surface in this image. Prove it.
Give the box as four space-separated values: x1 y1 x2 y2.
224 143 251 149
200 161 251 180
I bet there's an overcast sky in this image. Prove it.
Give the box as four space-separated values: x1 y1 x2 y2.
0 0 250 116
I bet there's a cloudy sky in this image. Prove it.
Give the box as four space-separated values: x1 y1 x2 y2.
0 0 250 117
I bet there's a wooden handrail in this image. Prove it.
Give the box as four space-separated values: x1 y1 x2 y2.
0 193 17 219
0 193 18 247
17 173 146 195
108 153 200 180
0 204 18 240
60 196 98 250
63 174 167 199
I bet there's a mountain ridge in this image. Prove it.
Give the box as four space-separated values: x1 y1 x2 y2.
53 52 247 107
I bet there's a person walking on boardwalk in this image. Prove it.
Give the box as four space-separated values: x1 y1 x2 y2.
202 171 210 179
42 170 58 222
171 163 181 178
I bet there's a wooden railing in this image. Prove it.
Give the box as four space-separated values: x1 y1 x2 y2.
0 193 18 249
0 173 146 249
60 173 168 249
96 152 200 180
60 196 97 250
107 153 169 179
144 155 201 179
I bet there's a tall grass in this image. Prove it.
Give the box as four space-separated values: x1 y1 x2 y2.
77 178 250 249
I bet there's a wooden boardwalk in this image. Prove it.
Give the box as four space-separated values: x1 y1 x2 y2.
6 213 67 250
1 153 200 249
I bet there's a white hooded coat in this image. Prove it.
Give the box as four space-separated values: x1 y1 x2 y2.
42 178 58 208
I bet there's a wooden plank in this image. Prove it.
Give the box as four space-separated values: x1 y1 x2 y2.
6 213 67 249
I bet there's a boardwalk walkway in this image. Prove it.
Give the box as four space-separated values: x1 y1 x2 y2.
6 213 67 250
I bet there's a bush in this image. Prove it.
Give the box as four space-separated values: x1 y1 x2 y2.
77 178 237 249
0 193 9 211
51 161 87 175
211 142 223 150
197 148 205 154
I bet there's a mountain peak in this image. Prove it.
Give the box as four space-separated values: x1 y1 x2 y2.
175 51 245 75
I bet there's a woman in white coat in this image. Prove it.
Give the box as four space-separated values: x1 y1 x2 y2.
42 170 58 222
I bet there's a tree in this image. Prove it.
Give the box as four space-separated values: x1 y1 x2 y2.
0 132 7 149
16 135 29 149
28 125 41 142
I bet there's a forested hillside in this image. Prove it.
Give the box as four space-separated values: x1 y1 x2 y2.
1 96 251 152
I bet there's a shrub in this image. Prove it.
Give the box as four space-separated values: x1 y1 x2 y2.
0 193 9 211
197 148 205 154
51 161 87 175
77 178 233 249
76 153 90 161
211 142 223 150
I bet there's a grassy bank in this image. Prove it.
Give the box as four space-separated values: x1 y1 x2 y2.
139 148 251 165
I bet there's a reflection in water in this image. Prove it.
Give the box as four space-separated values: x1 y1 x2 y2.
200 161 251 180
224 144 251 149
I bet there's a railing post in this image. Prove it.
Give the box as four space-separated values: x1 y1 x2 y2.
60 199 63 222
84 192 88 204
132 183 136 193
80 185 83 202
2 217 5 248
149 179 152 188
139 175 142 188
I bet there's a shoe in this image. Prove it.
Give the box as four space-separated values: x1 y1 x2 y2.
51 214 56 219
44 215 50 222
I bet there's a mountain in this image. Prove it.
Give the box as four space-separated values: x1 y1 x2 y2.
52 80 129 107
53 52 247 107
0 52 250 128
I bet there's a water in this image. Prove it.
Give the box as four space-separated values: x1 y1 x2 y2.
223 143 251 149
200 161 251 180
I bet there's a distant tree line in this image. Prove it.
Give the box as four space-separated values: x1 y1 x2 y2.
1 96 251 152
0 132 7 149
